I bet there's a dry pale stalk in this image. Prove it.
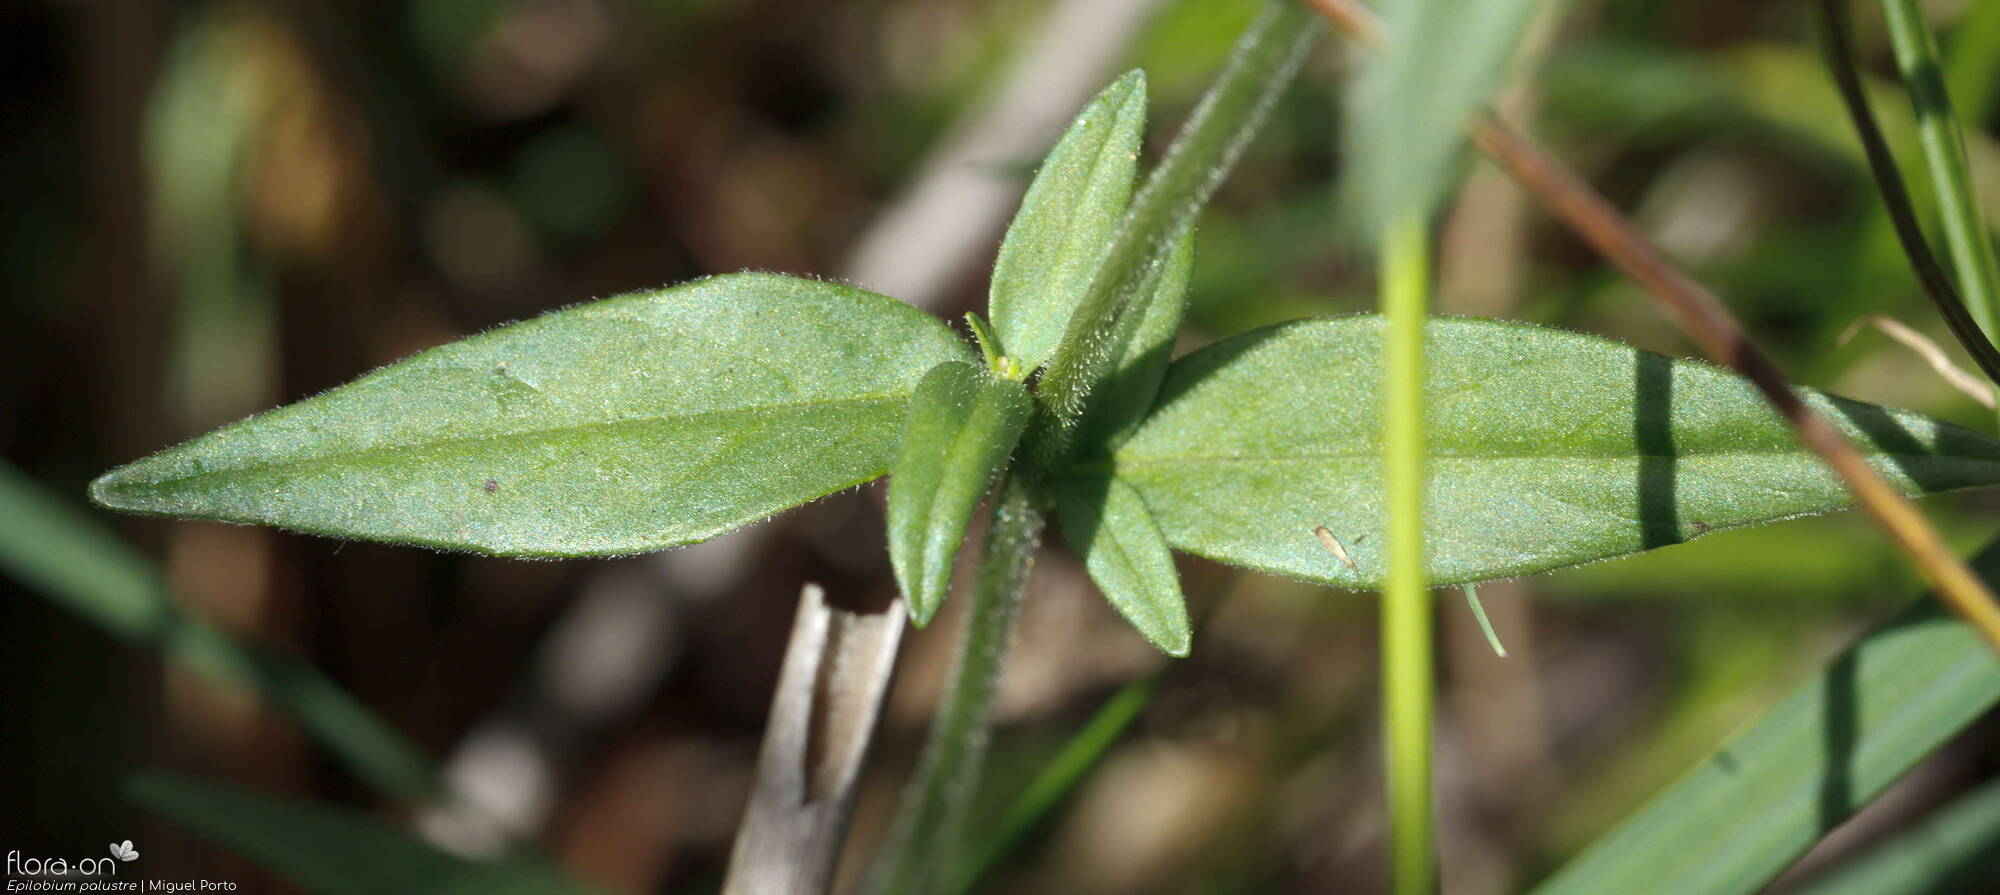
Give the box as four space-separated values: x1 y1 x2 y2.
1840 315 1997 409
724 584 906 895
1301 0 2000 651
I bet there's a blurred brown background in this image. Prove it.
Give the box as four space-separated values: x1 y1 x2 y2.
6 0 2000 892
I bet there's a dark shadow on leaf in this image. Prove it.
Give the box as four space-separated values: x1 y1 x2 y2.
1813 537 2000 844
1635 349 1680 549
1142 320 1318 422
1828 396 1985 492
1819 649 1856 833
1052 472 1115 555
1069 317 1179 461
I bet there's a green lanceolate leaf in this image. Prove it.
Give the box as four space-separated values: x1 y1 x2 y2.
887 361 1033 625
1529 544 2000 895
1054 476 1190 656
1071 226 1195 458
1086 315 2000 588
92 274 969 557
129 772 606 895
1791 777 2000 895
989 70 1147 371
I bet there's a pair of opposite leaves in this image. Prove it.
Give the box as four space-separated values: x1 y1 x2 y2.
92 73 2000 656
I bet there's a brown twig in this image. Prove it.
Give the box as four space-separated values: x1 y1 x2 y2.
1303 0 2000 651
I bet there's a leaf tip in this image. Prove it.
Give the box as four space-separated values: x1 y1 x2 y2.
1109 67 1147 100
906 591 941 628
887 547 932 626
1106 69 1149 128
88 466 141 512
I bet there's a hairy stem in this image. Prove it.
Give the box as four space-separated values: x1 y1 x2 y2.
1033 0 1317 441
1878 0 2000 340
947 673 1159 894
1382 213 1435 895
865 476 1043 895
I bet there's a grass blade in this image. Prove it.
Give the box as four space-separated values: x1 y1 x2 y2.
1791 777 2000 895
947 675 1160 895
1878 0 2000 339
1527 539 2000 895
1815 0 2000 388
0 463 436 799
1461 582 1507 657
128 772 602 895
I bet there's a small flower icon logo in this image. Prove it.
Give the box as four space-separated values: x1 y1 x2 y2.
108 841 138 862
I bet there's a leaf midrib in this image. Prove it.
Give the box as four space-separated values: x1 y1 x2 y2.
914 389 995 598
116 393 910 489
1099 517 1168 633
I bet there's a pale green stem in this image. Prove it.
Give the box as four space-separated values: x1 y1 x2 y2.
1382 212 1435 895
864 476 1043 895
1879 0 2000 341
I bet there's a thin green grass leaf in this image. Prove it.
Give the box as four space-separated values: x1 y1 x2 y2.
1528 543 2000 895
93 274 969 557
128 772 604 895
947 675 1160 895
1878 0 2000 338
1816 0 2000 388
887 362 1033 625
1791 776 2000 895
0 464 435 799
